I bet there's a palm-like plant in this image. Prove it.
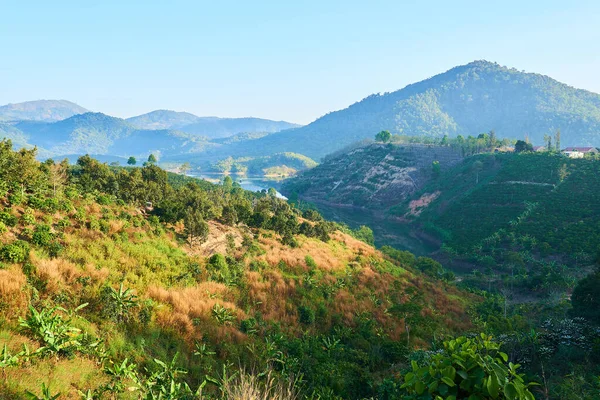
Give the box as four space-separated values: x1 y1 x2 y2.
25 383 60 400
106 283 138 323
18 304 88 356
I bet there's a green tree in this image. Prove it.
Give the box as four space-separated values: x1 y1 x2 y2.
554 129 561 151
473 160 484 184
432 160 441 178
127 156 136 166
184 208 210 245
570 269 600 324
147 154 157 164
514 140 533 153
375 130 392 143
543 134 552 151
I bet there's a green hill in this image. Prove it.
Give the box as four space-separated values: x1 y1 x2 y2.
0 139 475 399
10 112 213 158
229 60 600 160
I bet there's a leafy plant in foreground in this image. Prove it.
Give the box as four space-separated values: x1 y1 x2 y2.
401 334 537 399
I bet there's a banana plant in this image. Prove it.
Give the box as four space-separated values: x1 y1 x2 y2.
25 383 60 400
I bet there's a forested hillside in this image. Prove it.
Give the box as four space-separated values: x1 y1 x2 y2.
0 139 493 399
227 60 600 160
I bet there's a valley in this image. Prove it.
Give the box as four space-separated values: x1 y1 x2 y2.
3 60 600 399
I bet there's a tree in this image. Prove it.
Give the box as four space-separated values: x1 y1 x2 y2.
489 129 497 148
375 130 392 143
47 159 69 197
147 154 157 164
554 129 561 151
472 160 484 184
127 157 136 166
543 134 552 151
184 208 209 245
570 269 600 324
179 162 190 175
514 140 533 153
432 160 441 178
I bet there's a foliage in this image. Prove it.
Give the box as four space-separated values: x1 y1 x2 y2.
400 334 536 399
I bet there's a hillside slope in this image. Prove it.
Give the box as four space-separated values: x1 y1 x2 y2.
0 100 88 122
0 140 475 399
282 142 463 207
232 60 600 160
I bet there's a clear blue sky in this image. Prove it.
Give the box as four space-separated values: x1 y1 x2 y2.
1 0 599 124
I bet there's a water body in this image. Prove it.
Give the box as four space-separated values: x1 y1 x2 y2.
190 173 287 199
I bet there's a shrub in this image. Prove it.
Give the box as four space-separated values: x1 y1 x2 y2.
0 211 17 227
32 224 53 247
0 221 6 234
298 305 315 325
21 208 36 225
400 334 536 399
305 255 317 269
0 241 30 263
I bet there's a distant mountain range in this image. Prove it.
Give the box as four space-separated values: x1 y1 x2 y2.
127 110 301 138
0 100 88 122
221 60 600 160
3 61 600 165
0 102 301 160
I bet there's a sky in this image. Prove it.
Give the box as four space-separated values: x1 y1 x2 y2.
1 0 599 124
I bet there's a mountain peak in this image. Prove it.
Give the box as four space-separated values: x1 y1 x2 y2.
0 100 88 122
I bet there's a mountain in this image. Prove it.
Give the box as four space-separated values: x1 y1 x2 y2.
232 60 600 160
0 99 88 122
127 110 301 138
178 117 301 139
11 112 213 157
126 109 202 129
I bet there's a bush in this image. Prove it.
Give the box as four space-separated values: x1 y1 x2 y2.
298 305 315 325
0 221 6 234
401 334 536 399
380 246 416 266
0 241 30 263
305 255 317 269
32 224 53 247
0 211 17 227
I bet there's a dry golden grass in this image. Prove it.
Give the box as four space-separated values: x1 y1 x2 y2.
257 230 374 272
149 283 244 341
220 369 299 400
0 266 27 316
30 251 109 295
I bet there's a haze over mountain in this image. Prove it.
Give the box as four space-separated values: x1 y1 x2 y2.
127 110 301 139
0 107 300 160
0 100 89 122
226 60 600 160
6 112 213 158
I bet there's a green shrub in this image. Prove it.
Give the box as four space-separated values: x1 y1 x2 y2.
21 208 36 225
32 224 53 247
0 211 17 227
305 255 317 269
400 334 536 399
298 305 315 325
0 221 7 234
0 241 30 263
